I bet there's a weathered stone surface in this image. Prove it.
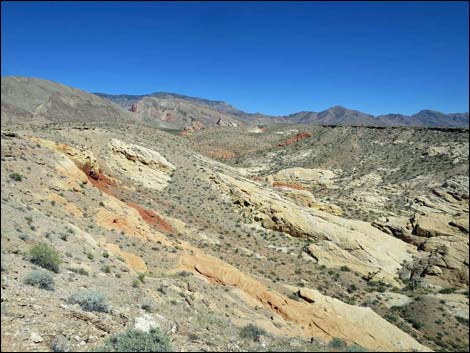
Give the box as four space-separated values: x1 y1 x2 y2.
267 167 335 187
282 189 343 216
413 213 468 238
377 292 414 308
106 138 175 190
214 172 416 286
181 252 428 352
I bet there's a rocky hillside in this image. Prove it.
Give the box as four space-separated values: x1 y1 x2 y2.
1 77 469 352
1 77 136 126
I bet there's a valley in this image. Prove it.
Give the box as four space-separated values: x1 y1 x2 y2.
1 77 469 352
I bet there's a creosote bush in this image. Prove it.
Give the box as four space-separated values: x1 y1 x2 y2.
92 328 173 352
67 290 108 312
29 243 61 273
23 270 55 291
9 172 23 181
239 323 266 342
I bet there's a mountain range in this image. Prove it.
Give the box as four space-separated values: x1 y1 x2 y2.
1 76 468 129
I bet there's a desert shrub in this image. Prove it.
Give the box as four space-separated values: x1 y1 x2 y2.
239 323 266 341
340 266 351 272
141 297 156 313
68 267 89 276
68 290 108 312
456 316 469 327
137 273 146 283
328 337 347 349
439 287 456 294
23 270 54 290
29 243 61 273
51 334 69 352
9 173 23 181
132 279 140 288
92 328 172 352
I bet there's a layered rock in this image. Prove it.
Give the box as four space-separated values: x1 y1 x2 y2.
278 131 312 147
212 172 416 285
278 188 343 216
180 253 428 351
375 212 469 287
267 167 336 188
106 138 175 190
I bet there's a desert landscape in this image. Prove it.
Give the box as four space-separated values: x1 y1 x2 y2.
1 76 468 352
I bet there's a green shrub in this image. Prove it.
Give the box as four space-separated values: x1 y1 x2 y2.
68 290 108 312
456 316 469 327
137 273 146 283
9 173 23 181
439 287 456 294
328 337 347 349
29 243 61 273
92 328 173 352
239 324 266 341
23 270 54 291
340 266 351 272
68 267 89 276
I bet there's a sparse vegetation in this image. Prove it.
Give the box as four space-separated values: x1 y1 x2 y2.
67 290 108 312
23 270 55 290
239 323 267 342
92 328 172 352
29 243 61 273
9 172 23 181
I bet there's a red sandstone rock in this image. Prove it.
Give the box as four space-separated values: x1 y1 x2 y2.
278 132 312 147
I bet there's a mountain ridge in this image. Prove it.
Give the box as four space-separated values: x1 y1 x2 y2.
96 90 469 128
2 76 468 128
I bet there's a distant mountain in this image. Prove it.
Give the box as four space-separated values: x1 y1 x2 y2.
100 91 468 128
285 106 381 126
94 93 245 129
2 76 468 128
1 76 135 125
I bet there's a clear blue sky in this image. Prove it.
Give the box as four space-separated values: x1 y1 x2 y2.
1 1 468 116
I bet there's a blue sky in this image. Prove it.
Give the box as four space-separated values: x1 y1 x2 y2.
1 1 468 116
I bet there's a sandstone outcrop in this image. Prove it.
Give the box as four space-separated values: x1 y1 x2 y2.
278 132 311 147
106 138 175 190
375 213 469 287
216 118 238 127
180 253 428 351
280 188 343 216
213 172 416 285
267 167 336 188
180 120 205 136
